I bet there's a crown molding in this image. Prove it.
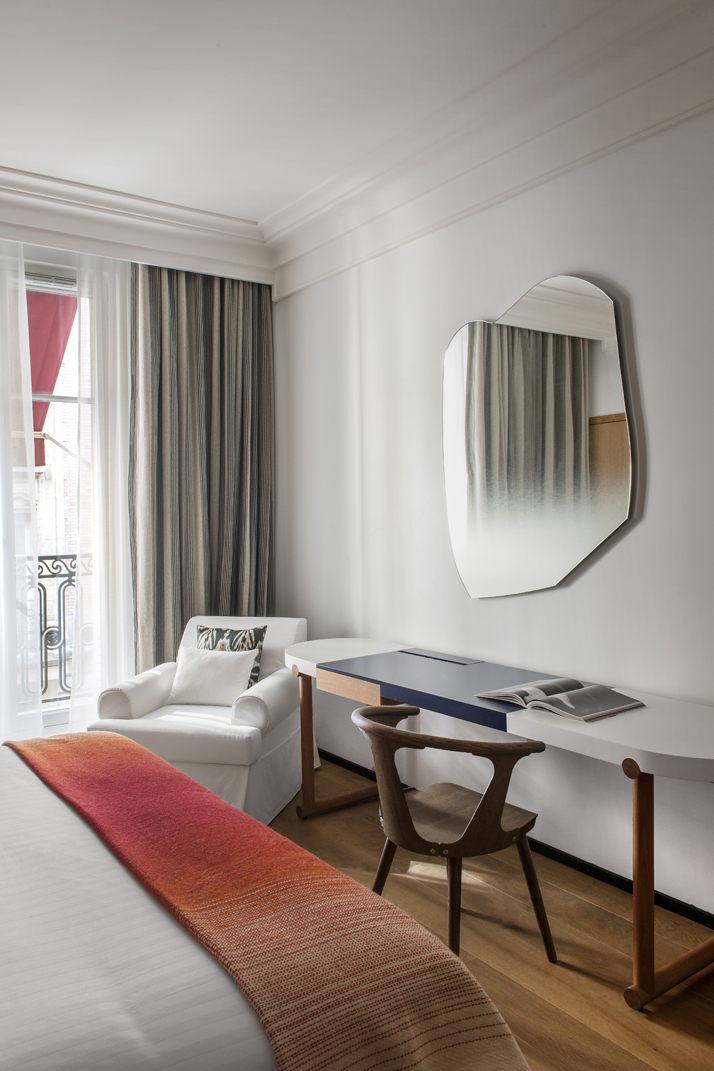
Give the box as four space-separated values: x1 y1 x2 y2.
0 2 711 297
0 167 272 284
268 0 714 300
497 281 617 340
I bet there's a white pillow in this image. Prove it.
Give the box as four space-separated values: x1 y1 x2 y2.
168 646 258 706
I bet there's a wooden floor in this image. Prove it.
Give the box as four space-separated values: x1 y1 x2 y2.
271 760 714 1071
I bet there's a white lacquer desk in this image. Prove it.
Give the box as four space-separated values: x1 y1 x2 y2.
508 697 714 1009
285 639 714 1010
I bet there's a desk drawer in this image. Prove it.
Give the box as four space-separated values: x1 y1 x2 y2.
316 668 382 706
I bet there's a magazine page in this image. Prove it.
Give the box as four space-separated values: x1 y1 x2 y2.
528 684 644 720
476 677 583 705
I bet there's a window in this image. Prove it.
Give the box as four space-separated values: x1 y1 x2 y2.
1 243 132 742
26 272 81 723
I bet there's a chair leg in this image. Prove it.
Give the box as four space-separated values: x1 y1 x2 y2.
516 835 557 963
447 856 462 956
372 838 397 895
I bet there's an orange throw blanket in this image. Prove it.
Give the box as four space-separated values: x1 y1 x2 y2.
6 733 527 1071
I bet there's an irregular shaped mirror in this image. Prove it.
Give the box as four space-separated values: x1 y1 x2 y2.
444 276 632 597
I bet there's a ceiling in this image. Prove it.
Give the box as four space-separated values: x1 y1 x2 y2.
1 0 614 225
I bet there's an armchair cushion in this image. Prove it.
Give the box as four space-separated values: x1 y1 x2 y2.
97 662 177 720
197 624 267 687
90 709 262 765
180 617 307 680
230 667 298 733
168 646 258 706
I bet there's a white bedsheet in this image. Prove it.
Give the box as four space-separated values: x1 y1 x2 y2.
0 746 277 1071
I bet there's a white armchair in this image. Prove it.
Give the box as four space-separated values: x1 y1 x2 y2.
87 616 307 824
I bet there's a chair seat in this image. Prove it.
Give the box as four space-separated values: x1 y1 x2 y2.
144 703 234 723
88 705 262 765
406 781 537 845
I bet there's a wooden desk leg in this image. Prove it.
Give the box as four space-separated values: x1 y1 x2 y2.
293 668 379 820
296 671 316 817
622 759 714 1010
623 759 655 1009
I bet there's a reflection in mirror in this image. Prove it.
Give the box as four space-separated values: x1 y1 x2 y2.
444 276 632 597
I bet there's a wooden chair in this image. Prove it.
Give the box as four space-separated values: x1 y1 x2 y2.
351 704 557 961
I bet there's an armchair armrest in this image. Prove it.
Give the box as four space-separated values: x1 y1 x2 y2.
98 662 177 720
231 667 298 733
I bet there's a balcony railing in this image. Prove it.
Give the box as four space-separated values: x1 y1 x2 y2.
38 553 76 702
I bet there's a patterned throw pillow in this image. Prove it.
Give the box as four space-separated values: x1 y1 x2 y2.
196 624 268 688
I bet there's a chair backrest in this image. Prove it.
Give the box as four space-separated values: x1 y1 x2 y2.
352 705 545 857
180 617 307 680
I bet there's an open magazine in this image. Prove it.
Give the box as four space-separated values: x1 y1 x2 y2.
475 677 645 722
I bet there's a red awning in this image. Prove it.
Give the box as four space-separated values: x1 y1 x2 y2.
28 292 78 466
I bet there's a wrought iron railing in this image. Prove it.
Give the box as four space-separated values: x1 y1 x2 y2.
38 554 76 702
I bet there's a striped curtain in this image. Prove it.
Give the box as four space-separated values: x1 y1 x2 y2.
465 322 589 522
130 266 274 672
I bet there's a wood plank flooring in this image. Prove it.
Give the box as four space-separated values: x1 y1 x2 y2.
271 760 714 1071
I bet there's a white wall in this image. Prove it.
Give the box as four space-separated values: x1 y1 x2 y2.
273 107 714 912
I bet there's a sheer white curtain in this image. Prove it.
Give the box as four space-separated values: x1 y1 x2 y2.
0 241 41 740
69 255 134 731
0 245 133 739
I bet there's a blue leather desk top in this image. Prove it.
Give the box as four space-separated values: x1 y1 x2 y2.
317 648 563 732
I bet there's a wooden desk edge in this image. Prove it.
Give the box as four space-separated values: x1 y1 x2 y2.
316 667 383 707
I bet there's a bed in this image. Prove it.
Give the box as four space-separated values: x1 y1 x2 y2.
0 735 529 1071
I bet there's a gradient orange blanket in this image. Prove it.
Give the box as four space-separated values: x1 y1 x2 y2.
6 732 527 1071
